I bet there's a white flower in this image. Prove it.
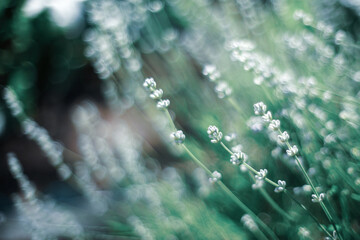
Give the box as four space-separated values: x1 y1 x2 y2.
143 77 156 91
286 145 298 156
325 231 338 240
274 180 286 193
298 227 310 238
241 214 258 231
311 193 325 203
156 99 170 109
255 169 268 180
207 125 223 143
278 131 289 142
3 87 23 117
7 153 23 179
214 81 232 99
170 130 185 144
253 102 267 115
262 111 272 122
149 89 163 100
202 64 220 81
230 152 246 165
224 133 237 142
269 119 280 131
209 171 222 183
231 144 243 153
252 179 264 189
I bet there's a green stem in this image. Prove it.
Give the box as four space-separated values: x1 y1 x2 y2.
217 181 278 240
284 191 334 239
278 130 340 240
221 141 292 221
165 109 177 131
182 144 277 239
248 173 293 222
220 141 334 239
220 142 279 187
228 97 247 121
220 142 233 155
182 145 213 176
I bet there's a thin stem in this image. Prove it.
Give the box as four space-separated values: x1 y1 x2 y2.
220 142 233 155
278 129 341 239
244 162 260 175
222 141 292 221
220 141 279 187
248 173 293 222
165 109 177 131
284 191 334 239
227 97 247 121
181 145 277 240
162 105 277 239
182 145 213 176
217 181 279 240
220 141 334 239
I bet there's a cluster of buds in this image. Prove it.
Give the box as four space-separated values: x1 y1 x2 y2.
207 125 223 143
252 179 264 190
209 171 222 183
253 169 268 190
202 64 221 82
202 64 232 99
241 214 258 232
254 102 299 157
274 180 286 193
143 78 170 110
269 119 280 131
278 131 289 142
253 102 267 116
255 169 268 180
230 152 247 165
286 145 298 157
325 231 338 240
311 193 325 203
170 130 185 145
293 9 313 26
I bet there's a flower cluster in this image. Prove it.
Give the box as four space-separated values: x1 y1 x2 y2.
274 180 286 193
278 131 289 142
170 130 186 145
252 180 264 190
286 145 298 157
3 88 23 117
202 64 232 99
241 214 258 232
207 125 223 143
311 193 325 203
226 40 274 85
255 169 268 180
230 152 246 165
254 102 299 157
269 119 280 131
3 87 71 181
202 64 220 82
209 171 222 183
143 78 170 110
214 82 232 99
253 102 267 115
224 133 237 142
